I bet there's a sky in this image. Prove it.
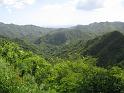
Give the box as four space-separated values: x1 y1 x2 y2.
0 0 124 27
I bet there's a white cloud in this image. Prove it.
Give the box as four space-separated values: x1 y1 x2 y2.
28 4 78 26
22 0 124 26
0 0 35 9
2 0 124 27
76 0 104 11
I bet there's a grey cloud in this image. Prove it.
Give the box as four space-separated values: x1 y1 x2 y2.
76 0 104 11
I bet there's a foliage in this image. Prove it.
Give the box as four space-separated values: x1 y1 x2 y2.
0 24 124 93
83 31 124 67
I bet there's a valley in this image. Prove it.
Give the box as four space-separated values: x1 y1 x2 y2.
0 22 124 93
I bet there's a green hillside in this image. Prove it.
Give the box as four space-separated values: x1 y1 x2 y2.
51 31 124 68
35 28 94 46
1 22 124 46
34 22 124 47
1 22 124 92
83 31 124 67
0 36 124 93
0 22 56 43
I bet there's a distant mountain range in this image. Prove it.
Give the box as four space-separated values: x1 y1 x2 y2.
1 21 124 45
1 22 124 66
0 22 56 42
35 22 124 46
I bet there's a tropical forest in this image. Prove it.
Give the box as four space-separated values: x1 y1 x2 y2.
0 22 124 93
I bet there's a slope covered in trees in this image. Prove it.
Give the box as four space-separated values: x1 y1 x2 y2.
35 29 94 46
1 22 124 45
1 22 124 93
83 31 124 67
0 22 56 42
50 31 124 68
0 30 124 93
33 22 124 47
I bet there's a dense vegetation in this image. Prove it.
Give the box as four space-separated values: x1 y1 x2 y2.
83 31 124 67
1 39 124 93
1 22 124 93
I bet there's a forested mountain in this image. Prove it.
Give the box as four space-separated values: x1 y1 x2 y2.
1 22 124 93
83 31 124 67
0 33 124 93
51 31 124 68
1 22 124 62
34 22 124 46
35 29 94 46
1 22 124 45
0 22 56 42
72 22 124 35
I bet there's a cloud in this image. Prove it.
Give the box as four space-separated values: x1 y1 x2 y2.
0 0 35 9
76 0 104 11
20 0 124 27
29 4 79 26
1 0 124 27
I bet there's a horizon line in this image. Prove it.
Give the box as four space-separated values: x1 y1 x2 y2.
0 21 123 28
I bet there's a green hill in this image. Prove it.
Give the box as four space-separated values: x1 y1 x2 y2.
0 24 124 92
0 22 56 43
0 37 124 93
83 31 124 67
35 29 94 46
51 31 124 68
1 22 124 46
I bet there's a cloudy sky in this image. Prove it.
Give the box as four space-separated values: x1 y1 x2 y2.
0 0 124 27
